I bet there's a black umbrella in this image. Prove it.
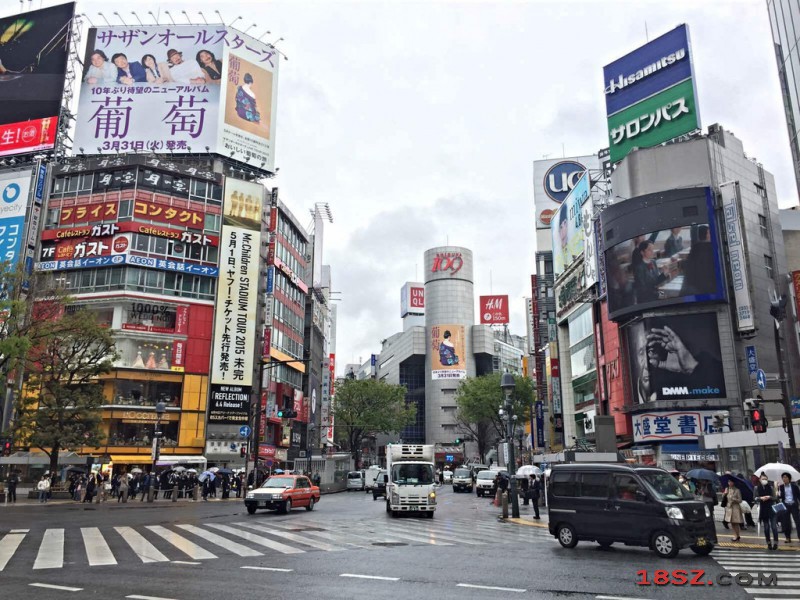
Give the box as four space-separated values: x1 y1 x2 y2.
720 474 754 504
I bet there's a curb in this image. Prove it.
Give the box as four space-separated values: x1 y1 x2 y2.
502 517 549 528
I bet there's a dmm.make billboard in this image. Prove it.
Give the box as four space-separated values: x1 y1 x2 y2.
0 3 74 157
74 25 279 172
603 24 699 163
208 177 263 424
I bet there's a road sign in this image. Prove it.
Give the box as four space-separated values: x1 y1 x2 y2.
756 369 767 390
239 425 252 438
265 459 274 468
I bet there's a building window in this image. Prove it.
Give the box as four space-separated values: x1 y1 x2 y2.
759 214 769 237
764 254 774 279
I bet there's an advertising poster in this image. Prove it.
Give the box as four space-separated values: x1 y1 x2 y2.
479 295 509 324
533 156 597 230
74 25 279 172
721 184 755 331
0 170 32 270
551 172 589 277
0 3 74 157
626 312 726 403
431 324 466 380
582 195 598 289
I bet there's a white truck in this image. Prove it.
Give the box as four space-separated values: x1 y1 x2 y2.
385 444 437 518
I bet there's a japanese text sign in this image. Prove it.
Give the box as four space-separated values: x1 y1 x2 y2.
632 410 725 442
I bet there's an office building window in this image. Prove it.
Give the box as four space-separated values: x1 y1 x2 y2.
764 254 774 279
759 214 769 237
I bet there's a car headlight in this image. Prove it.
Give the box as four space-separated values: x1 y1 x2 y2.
429 491 436 504
665 506 684 520
246 493 254 499
391 492 399 504
272 494 283 500
704 505 711 518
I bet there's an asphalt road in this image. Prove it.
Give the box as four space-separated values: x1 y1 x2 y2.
0 486 791 600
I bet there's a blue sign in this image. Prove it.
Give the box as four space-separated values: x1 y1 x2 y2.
35 254 219 277
535 400 545 448
543 160 587 203
0 173 30 272
445 454 454 463
266 265 274 294
746 346 758 376
370 354 377 367
239 425 252 438
34 164 47 205
603 24 693 116
757 369 767 390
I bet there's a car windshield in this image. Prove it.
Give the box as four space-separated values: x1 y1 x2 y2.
454 469 471 477
477 471 497 480
392 463 434 485
260 477 294 489
640 471 693 501
347 472 362 479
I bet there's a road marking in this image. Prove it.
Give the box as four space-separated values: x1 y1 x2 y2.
10 529 29 533
210 523 305 554
241 566 294 572
33 528 64 569
0 532 25 571
230 522 341 551
596 596 656 600
127 595 179 600
340 573 400 581
146 526 217 560
81 527 117 566
171 561 202 565
175 524 262 557
457 583 526 593
115 526 170 563
30 583 82 592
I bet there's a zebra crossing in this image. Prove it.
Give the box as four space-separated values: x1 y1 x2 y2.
0 516 551 572
712 547 800 599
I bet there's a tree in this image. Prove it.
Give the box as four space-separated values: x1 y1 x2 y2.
455 373 534 462
13 303 118 475
332 378 415 466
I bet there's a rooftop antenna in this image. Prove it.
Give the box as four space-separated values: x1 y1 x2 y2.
130 12 143 26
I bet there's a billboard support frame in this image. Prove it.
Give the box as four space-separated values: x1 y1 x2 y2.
55 12 83 159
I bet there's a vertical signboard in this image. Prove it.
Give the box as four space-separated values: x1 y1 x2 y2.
721 184 754 331
535 400 545 449
479 295 510 324
745 345 758 376
582 194 598 289
430 324 466 380
551 172 590 278
0 170 33 270
400 281 425 317
525 297 536 354
326 353 336 443
208 177 263 423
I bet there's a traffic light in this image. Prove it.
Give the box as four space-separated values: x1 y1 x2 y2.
455 438 462 445
240 446 247 458
277 408 297 419
751 407 768 434
1 437 11 456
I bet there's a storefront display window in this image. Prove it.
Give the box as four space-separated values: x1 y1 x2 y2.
111 380 182 407
107 420 179 447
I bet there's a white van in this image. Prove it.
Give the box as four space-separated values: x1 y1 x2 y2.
346 471 365 491
364 465 383 492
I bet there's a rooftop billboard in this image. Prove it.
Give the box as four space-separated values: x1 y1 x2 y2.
551 171 590 278
533 155 598 231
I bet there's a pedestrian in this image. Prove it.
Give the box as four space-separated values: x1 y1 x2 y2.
202 476 210 501
37 474 50 503
778 472 800 543
723 479 743 542
312 471 321 488
529 475 541 519
756 474 779 550
222 474 230 499
117 472 129 503
6 470 19 504
140 472 151 501
84 473 96 503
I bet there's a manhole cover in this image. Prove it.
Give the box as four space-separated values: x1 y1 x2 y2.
372 542 407 547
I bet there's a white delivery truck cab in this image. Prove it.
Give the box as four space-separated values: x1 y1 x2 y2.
364 465 383 491
385 444 437 518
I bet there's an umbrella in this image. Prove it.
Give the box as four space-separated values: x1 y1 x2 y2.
273 468 284 474
198 470 216 482
130 467 143 474
66 466 87 473
216 467 233 475
755 463 800 483
186 468 197 474
209 466 219 473
686 468 718 482
172 466 186 472
515 465 541 477
720 474 754 504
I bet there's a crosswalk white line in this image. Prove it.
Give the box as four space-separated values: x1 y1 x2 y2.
146 526 217 560
115 527 170 563
389 522 483 545
265 522 371 549
0 532 25 571
365 526 453 545
175 524 262 557
231 522 340 552
81 527 117 566
33 529 64 570
205 524 305 554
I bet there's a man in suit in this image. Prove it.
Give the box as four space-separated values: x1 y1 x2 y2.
778 472 800 543
112 53 147 84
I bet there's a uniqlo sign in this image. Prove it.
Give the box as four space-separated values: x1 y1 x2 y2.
479 295 509 324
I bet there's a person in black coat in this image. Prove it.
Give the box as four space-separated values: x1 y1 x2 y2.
778 472 800 543
756 475 779 550
529 475 541 519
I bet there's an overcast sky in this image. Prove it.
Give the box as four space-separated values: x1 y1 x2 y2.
9 0 796 373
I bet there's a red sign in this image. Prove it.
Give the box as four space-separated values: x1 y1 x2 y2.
42 221 219 246
293 389 307 423
410 286 424 308
0 117 59 157
551 358 560 378
59 201 118 225
479 295 510 324
258 444 277 458
113 236 129 253
262 327 272 358
172 340 186 368
431 252 463 276
175 306 189 335
329 353 336 396
133 199 204 230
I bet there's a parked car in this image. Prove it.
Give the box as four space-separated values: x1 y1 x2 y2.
547 463 717 558
372 470 387 500
475 470 501 497
364 465 383 492
346 470 365 491
442 470 453 483
245 474 320 514
452 467 473 493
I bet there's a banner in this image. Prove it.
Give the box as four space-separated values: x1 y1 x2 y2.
0 170 33 269
431 324 466 380
582 194 598 289
551 172 590 277
721 184 754 331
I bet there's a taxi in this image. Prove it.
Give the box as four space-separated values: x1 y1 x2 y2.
245 474 321 514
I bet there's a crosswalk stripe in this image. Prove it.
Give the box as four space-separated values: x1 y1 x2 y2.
81 527 117 566
145 526 217 560
265 522 371 549
33 529 64 570
206 524 305 554
367 526 453 545
0 533 25 571
175 524 263 557
389 522 483 545
230 522 340 552
115 527 170 563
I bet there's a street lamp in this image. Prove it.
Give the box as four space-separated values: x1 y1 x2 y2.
147 401 166 503
500 373 520 518
307 422 316 477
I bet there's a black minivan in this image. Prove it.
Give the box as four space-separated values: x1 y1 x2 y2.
547 463 717 558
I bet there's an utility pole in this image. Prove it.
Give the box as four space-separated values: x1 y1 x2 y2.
500 373 520 518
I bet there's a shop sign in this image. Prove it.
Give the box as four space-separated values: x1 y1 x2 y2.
632 410 725 442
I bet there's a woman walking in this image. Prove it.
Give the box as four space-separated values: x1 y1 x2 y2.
724 479 744 542
756 474 779 550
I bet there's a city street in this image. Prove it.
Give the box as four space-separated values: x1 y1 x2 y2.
1 486 791 600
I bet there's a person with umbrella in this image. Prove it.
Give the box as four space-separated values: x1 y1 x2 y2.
723 478 744 542
720 473 756 529
756 473 779 550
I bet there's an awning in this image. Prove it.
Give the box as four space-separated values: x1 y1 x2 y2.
156 455 207 466
0 451 85 466
107 454 206 465
617 441 633 450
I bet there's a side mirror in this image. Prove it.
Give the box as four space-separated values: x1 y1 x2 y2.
383 474 388 483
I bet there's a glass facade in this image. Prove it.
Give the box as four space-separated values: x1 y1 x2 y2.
769 0 800 198
399 357 425 444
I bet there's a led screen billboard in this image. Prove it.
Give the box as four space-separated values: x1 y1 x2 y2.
602 187 725 320
551 172 590 277
625 312 725 403
0 3 74 157
74 25 279 172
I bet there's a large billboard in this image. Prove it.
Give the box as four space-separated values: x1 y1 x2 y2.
603 188 725 320
0 3 74 157
208 177 263 424
74 25 279 172
632 409 727 443
603 24 699 164
551 172 590 278
479 295 509 324
400 281 425 317
0 169 33 270
625 312 726 403
533 156 598 231
431 324 466 380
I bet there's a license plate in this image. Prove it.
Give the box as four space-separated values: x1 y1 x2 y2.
695 537 706 546
409 506 418 511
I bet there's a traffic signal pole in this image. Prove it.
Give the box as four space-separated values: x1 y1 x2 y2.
772 309 798 467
